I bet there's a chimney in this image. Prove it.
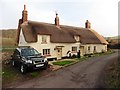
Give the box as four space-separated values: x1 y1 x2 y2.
55 12 60 27
85 20 91 29
16 5 28 45
22 4 28 22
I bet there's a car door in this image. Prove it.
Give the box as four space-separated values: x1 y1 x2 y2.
13 49 21 66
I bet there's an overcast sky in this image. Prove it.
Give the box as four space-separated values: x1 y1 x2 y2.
0 0 119 37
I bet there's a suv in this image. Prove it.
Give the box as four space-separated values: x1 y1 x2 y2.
11 46 48 74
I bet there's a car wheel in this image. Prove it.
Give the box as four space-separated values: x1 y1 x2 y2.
12 60 15 67
43 63 48 70
20 64 26 74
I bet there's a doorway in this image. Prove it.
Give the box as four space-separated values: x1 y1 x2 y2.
80 46 84 56
57 48 62 59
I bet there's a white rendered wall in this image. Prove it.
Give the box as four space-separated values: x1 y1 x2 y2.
19 29 107 59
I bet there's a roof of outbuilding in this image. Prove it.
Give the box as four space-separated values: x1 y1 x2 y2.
21 20 108 44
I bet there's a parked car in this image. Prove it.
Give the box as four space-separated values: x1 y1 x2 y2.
11 46 48 74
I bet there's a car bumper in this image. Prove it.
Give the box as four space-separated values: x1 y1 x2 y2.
26 61 48 69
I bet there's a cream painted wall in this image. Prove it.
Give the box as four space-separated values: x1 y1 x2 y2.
19 29 107 59
82 44 107 54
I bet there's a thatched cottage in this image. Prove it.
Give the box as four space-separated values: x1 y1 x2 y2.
17 5 108 60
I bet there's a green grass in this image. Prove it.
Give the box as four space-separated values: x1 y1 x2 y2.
91 50 113 57
30 72 40 77
2 69 16 79
2 65 41 86
1 46 17 52
106 63 120 88
2 47 16 52
52 61 74 66
2 67 17 84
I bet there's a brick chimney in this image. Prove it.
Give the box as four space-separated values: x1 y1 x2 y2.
16 5 28 45
22 5 28 22
85 20 91 29
55 12 60 27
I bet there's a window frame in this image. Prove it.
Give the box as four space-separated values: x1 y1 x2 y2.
43 49 50 56
74 35 80 42
41 35 47 44
88 46 90 52
72 47 77 52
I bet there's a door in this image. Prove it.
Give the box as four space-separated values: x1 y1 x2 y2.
80 46 84 56
57 48 62 59
13 49 21 66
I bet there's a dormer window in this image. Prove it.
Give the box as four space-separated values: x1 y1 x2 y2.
41 35 47 44
74 35 80 42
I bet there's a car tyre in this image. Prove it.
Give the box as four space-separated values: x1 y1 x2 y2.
20 64 27 74
43 62 48 70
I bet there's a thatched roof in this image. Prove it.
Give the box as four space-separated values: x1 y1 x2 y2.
20 20 108 44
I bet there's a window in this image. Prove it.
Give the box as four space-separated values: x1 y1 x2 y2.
21 48 40 56
43 49 50 55
88 46 90 51
42 35 47 43
74 36 80 42
72 47 77 52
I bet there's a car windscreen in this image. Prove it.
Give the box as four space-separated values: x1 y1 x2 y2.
21 48 40 56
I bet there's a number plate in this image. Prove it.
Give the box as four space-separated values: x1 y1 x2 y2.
36 64 44 67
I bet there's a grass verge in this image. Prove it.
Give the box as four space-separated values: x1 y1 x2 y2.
2 65 18 85
52 61 74 66
30 72 40 77
1 46 17 52
2 64 45 87
106 59 120 88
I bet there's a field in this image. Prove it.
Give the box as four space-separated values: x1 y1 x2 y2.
0 29 17 47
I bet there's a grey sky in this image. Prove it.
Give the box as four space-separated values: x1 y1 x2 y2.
0 0 119 37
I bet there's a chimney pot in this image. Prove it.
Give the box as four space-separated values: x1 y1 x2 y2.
55 12 60 27
24 5 26 10
85 20 91 29
22 4 28 22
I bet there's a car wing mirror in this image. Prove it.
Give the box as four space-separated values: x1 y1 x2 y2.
39 53 42 56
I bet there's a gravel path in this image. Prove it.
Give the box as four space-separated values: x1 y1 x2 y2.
7 51 119 88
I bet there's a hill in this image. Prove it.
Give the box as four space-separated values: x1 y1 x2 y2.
105 36 120 40
105 35 120 49
0 29 17 46
0 29 17 38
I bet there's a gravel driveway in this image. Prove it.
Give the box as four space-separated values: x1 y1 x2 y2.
6 51 119 88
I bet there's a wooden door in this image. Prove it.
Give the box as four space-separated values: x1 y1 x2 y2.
57 48 62 59
80 46 84 56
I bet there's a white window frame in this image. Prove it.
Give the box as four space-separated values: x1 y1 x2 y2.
72 47 77 52
74 36 80 42
41 35 47 44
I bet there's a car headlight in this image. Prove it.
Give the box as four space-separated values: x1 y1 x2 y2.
22 57 32 64
26 60 32 64
44 58 48 62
